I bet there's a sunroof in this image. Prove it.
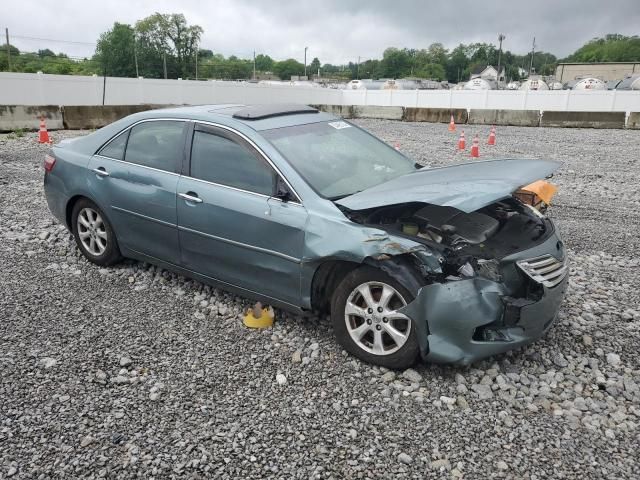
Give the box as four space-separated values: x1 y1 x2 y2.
232 104 318 120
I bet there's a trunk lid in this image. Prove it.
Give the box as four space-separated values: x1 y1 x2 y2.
335 159 560 213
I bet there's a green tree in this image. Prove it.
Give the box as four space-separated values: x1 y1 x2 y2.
415 63 445 80
380 47 412 78
37 48 55 58
445 44 470 83
427 43 448 65
309 57 321 74
255 53 274 72
135 13 203 78
95 22 137 77
273 58 304 80
563 34 640 62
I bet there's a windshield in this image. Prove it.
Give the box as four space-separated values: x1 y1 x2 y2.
261 121 417 199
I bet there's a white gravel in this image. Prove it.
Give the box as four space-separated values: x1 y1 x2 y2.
1 124 640 478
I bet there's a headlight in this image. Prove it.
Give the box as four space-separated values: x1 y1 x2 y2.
525 203 546 219
458 262 475 278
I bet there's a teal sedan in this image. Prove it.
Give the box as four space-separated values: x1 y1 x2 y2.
44 104 568 368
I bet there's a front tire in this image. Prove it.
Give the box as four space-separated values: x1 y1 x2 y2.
71 198 121 266
331 266 419 369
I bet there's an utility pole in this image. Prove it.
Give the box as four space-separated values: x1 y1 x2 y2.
496 33 505 89
529 37 536 76
133 34 139 78
5 28 10 70
304 46 308 78
195 43 198 80
163 52 167 79
102 65 107 106
253 50 256 80
357 56 360 79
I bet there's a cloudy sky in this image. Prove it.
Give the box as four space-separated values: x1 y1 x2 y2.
5 0 640 63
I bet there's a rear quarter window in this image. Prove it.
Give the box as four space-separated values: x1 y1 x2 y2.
98 131 129 160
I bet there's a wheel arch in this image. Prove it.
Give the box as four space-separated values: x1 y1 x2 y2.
308 253 428 314
309 259 361 313
65 194 116 237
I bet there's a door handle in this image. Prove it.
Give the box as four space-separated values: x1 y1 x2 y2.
92 167 109 177
179 192 203 204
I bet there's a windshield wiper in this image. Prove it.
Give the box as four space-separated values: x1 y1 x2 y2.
328 190 362 201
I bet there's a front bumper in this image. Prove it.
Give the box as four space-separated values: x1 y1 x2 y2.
401 231 568 365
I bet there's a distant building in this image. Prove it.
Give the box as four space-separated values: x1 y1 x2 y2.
555 62 640 83
470 65 505 82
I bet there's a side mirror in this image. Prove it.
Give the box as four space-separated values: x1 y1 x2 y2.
274 188 291 203
274 177 292 203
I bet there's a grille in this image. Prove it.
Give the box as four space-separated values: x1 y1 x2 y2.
516 254 567 288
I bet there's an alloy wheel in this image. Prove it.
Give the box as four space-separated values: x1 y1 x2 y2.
344 281 411 356
77 207 107 256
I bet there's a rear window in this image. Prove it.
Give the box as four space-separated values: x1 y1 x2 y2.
124 121 185 173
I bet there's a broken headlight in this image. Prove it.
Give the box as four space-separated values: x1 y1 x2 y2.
457 262 475 278
476 259 502 282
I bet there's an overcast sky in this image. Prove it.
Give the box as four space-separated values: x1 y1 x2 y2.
5 0 640 64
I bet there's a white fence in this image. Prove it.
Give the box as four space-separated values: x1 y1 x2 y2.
1 72 640 113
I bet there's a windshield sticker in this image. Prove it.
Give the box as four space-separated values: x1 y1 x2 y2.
328 121 351 130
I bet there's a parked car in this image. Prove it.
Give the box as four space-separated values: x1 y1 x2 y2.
44 104 568 368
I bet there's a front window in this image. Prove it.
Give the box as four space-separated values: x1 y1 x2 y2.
190 129 275 196
261 121 416 199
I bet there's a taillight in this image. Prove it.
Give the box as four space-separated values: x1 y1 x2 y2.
44 154 56 173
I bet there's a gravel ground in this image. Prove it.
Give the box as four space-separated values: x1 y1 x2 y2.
1 122 639 479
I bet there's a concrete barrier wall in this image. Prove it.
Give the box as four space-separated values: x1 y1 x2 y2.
0 105 63 132
403 108 467 123
314 105 356 118
540 111 626 129
468 109 540 127
628 112 640 130
353 106 404 120
62 104 170 129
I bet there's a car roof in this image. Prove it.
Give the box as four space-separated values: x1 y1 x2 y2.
147 103 338 131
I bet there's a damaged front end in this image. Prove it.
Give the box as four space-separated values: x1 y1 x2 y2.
340 190 568 365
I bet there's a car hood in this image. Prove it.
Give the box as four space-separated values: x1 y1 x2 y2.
335 159 560 213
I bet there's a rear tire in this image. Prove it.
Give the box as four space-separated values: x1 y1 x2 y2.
331 265 419 369
71 198 122 266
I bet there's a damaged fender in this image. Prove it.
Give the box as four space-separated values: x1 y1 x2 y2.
400 278 506 364
299 209 439 308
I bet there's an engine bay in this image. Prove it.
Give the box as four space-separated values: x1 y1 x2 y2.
344 196 554 267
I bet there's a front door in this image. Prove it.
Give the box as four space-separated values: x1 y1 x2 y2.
177 124 307 307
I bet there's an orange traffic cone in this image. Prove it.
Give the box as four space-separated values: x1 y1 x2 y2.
487 125 496 145
470 135 480 158
448 114 456 132
457 130 466 150
38 116 51 144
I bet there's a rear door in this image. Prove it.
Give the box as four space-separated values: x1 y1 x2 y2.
176 123 308 306
88 119 188 264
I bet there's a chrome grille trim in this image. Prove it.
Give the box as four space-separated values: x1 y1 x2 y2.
516 254 567 288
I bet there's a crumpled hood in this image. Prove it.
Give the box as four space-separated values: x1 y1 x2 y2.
335 159 560 213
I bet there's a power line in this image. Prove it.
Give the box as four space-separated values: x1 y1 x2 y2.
10 34 96 46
